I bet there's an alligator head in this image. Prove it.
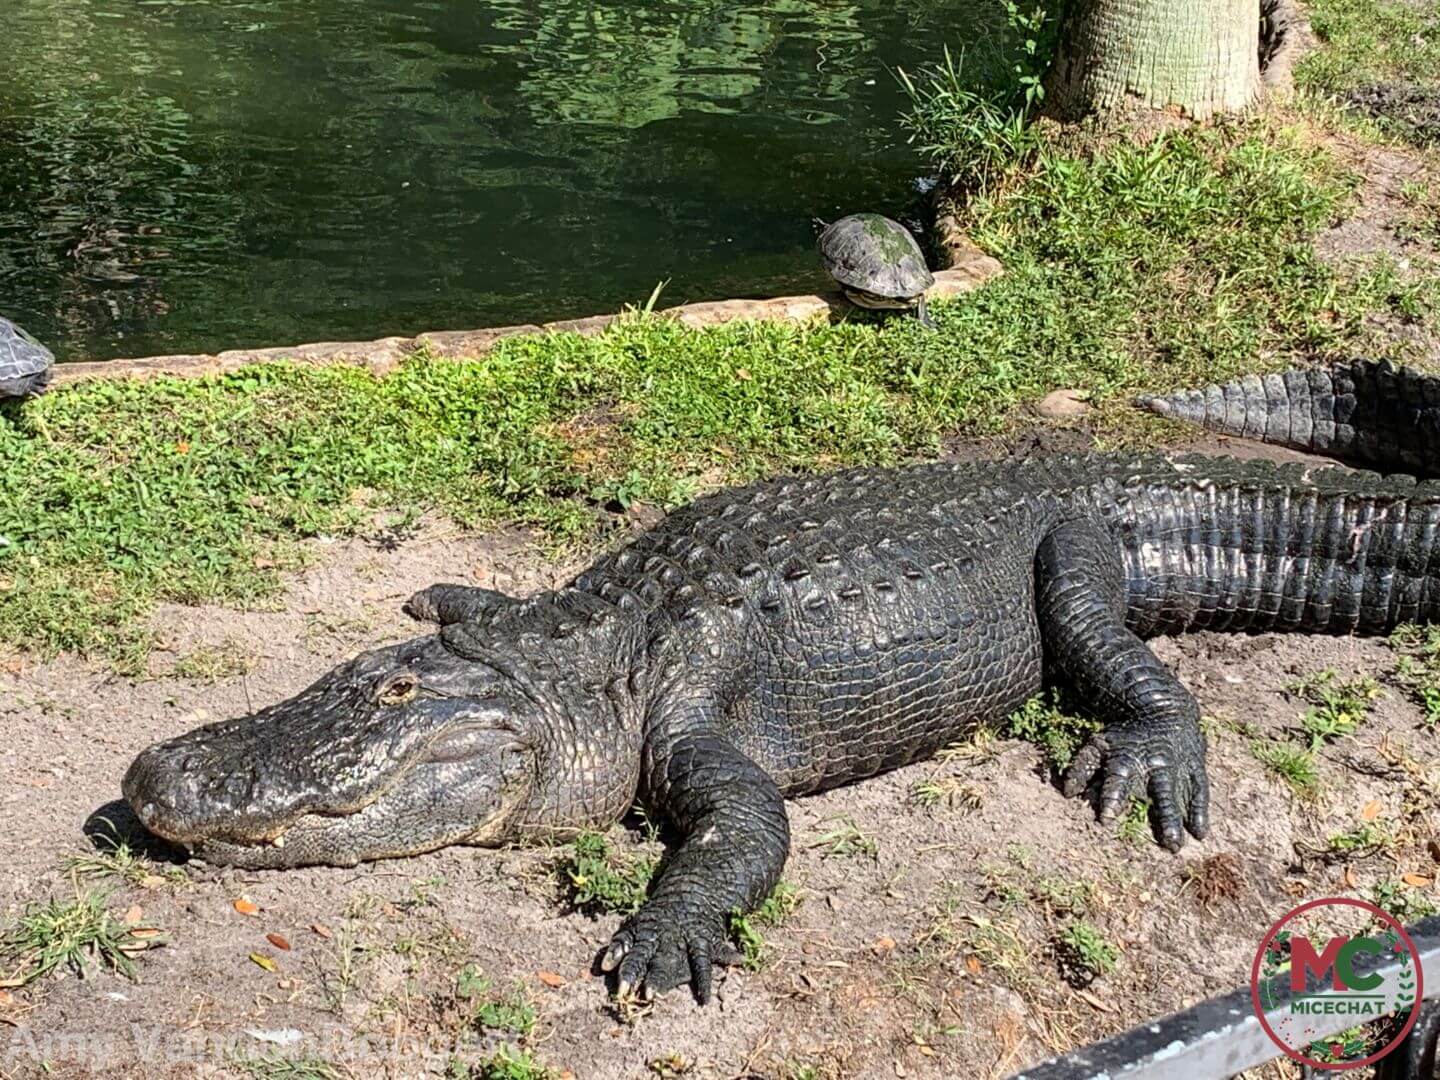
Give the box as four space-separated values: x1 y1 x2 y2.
123 630 570 869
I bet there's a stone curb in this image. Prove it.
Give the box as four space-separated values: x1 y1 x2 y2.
52 249 1002 387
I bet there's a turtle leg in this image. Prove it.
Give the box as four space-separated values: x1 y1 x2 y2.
913 295 936 329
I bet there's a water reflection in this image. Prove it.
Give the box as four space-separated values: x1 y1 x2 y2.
0 0 1007 359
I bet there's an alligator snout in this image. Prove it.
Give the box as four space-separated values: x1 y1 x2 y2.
123 737 268 843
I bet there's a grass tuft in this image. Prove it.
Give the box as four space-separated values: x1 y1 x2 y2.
0 887 164 985
1251 741 1322 800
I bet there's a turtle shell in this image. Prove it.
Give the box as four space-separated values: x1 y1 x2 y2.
818 213 935 301
0 316 55 399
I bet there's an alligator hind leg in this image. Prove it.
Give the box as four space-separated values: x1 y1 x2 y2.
1036 520 1210 852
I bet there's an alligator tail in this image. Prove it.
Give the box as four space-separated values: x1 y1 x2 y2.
1136 359 1440 474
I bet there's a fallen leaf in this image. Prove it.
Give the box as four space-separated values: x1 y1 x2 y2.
234 899 260 917
735 368 752 381
0 990 13 1007
311 923 333 939
138 875 168 890
1361 800 1383 821
1402 873 1434 888
1342 865 1358 889
874 936 896 954
266 933 292 951
249 953 278 973
965 955 982 975
175 441 190 455
122 905 144 925
537 971 567 989
129 927 164 940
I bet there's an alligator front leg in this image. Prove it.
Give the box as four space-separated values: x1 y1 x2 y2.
602 728 790 1003
1036 520 1210 852
403 583 514 626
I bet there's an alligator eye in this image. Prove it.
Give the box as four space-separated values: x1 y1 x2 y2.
376 672 420 706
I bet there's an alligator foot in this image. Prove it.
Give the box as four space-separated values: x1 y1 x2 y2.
1036 520 1211 852
601 899 745 1003
1062 721 1210 852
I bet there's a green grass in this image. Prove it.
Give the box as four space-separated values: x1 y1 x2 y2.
0 887 164 985
1300 0 1440 96
235 1058 341 1080
1116 798 1152 846
809 818 879 861
555 830 656 917
1389 623 1440 726
170 639 255 682
61 824 190 890
1 97 1434 660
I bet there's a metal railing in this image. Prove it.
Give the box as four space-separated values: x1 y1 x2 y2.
1012 916 1439 1079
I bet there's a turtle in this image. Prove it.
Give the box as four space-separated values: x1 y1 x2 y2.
0 316 55 400
818 213 937 327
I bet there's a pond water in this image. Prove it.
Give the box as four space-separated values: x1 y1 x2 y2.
0 0 1008 360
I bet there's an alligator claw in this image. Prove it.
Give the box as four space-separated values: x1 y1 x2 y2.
603 900 735 1005
1062 724 1209 852
600 936 629 973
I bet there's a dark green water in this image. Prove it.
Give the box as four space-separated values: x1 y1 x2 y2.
0 1 1006 360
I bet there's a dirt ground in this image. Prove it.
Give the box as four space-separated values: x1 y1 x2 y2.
1 417 1438 1080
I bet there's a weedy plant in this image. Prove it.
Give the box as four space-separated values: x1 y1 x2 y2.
1053 921 1120 987
729 882 803 971
455 965 537 1037
556 830 657 917
1288 669 1383 749
1000 692 1101 770
447 1047 557 1080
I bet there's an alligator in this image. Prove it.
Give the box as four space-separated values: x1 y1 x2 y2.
124 358 1440 1003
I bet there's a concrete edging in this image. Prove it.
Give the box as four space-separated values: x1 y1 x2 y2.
52 248 1003 387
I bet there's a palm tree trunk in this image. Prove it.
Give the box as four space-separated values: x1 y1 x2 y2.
1043 0 1261 121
